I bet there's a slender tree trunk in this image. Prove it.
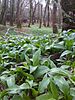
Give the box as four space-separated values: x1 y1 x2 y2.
43 5 47 27
47 4 50 27
37 1 40 23
0 0 7 25
10 0 15 26
43 0 50 27
52 2 58 33
39 5 43 28
16 0 22 28
57 2 62 29
28 0 33 27
32 3 37 25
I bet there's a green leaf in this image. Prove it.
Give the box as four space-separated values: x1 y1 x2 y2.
65 39 74 50
30 66 37 73
34 66 50 78
16 68 34 80
20 52 25 61
70 88 75 97
32 88 38 97
0 75 7 82
39 77 50 93
21 91 30 100
6 75 15 88
36 92 53 100
0 90 8 99
48 99 56 100
26 80 33 87
19 83 30 90
72 61 75 68
60 50 72 58
22 62 29 70
53 43 65 50
50 80 59 100
7 83 30 95
7 85 20 94
12 95 23 100
3 96 8 100
61 65 70 69
33 49 41 66
54 76 70 95
25 55 31 65
49 59 56 68
50 68 70 77
73 97 75 100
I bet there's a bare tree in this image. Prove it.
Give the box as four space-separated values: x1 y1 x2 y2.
43 3 47 27
10 0 15 26
28 0 33 27
51 0 58 33
39 4 43 28
43 0 50 27
32 1 37 25
47 0 50 27
37 1 40 23
16 0 23 28
0 0 8 25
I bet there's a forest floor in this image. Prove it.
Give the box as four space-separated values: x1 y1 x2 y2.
0 24 52 36
1 23 75 100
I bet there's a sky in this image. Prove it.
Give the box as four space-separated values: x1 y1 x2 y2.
35 0 46 6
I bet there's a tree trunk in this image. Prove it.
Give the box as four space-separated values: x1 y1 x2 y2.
39 5 43 28
32 3 37 25
61 0 75 30
52 1 58 33
0 0 8 25
47 4 50 27
43 5 47 27
16 0 22 28
37 1 40 23
28 0 33 27
10 0 15 26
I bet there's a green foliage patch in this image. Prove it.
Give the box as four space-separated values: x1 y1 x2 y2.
0 30 75 100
